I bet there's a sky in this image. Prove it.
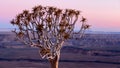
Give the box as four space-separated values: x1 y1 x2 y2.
0 0 120 32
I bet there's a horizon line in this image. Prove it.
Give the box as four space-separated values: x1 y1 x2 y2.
0 28 120 33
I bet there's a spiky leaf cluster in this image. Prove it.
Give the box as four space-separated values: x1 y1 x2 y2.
11 5 89 59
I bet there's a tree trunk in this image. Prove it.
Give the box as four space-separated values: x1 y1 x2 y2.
49 52 60 68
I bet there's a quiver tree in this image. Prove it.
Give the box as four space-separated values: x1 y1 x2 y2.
11 5 90 68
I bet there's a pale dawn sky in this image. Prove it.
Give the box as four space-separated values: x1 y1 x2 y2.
0 0 120 32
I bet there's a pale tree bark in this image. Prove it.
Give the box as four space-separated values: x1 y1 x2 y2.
49 51 60 68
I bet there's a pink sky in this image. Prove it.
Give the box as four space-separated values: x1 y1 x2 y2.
0 0 120 32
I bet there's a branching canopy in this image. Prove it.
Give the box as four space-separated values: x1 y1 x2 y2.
11 5 90 59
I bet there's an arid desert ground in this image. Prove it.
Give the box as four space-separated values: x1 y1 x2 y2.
0 32 120 68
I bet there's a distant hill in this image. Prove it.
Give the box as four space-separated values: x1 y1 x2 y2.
85 31 120 34
0 29 120 34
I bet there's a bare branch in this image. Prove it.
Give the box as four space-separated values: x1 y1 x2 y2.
11 5 89 60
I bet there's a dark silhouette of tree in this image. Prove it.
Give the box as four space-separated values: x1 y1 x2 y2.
10 5 89 68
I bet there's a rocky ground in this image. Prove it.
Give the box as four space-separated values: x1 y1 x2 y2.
0 32 120 68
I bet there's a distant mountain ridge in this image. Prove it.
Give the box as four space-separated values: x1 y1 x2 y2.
85 31 120 34
0 28 120 34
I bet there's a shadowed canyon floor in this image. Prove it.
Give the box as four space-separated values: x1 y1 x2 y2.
0 32 120 68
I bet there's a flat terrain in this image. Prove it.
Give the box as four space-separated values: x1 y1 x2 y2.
0 47 120 68
0 32 120 68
